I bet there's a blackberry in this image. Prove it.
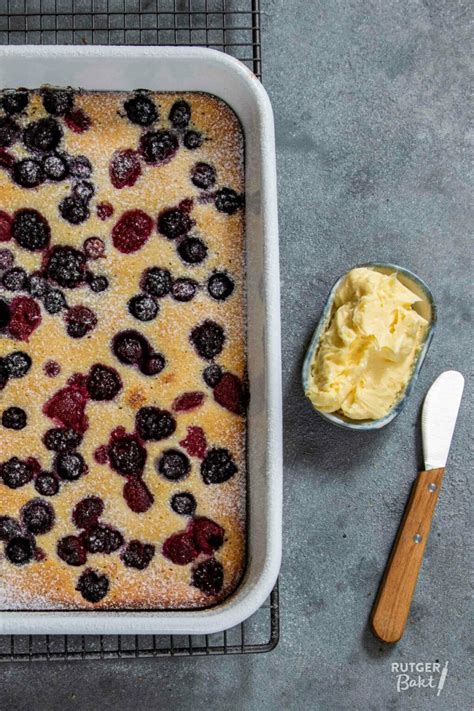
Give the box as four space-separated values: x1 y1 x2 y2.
202 363 223 388
0 516 22 541
191 558 224 595
2 406 27 430
82 525 124 554
128 293 159 322
34 471 60 497
215 188 242 214
21 498 55 535
190 320 225 360
76 569 109 602
139 130 178 164
59 196 90 225
121 540 155 570
157 207 192 240
86 363 122 401
72 496 104 529
43 289 67 314
207 272 235 301
57 535 87 566
12 159 45 188
6 536 34 565
1 457 33 488
140 267 172 298
135 406 176 442
1 91 29 115
43 427 82 452
201 448 237 485
183 130 203 150
170 492 196 516
0 116 20 147
171 278 198 302
2 267 27 291
45 246 85 288
178 237 208 265
124 93 158 126
55 451 86 481
156 449 190 481
168 100 191 129
191 162 216 190
108 436 147 477
23 117 62 153
11 208 50 252
69 155 92 178
42 88 74 116
4 351 31 378
43 154 69 181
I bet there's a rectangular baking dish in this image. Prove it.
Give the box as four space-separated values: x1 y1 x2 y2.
0 46 282 636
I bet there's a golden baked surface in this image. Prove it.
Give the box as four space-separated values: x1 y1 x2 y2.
0 89 246 609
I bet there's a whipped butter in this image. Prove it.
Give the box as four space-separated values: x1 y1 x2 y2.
307 268 428 420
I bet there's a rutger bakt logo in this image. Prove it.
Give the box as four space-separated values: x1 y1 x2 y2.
391 660 449 695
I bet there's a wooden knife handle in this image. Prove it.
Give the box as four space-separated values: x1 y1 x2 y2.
371 467 445 643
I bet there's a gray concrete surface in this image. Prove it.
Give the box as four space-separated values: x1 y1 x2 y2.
1 1 472 709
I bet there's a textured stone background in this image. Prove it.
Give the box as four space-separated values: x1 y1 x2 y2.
1 1 472 709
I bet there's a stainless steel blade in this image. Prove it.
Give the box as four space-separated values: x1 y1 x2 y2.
422 371 464 470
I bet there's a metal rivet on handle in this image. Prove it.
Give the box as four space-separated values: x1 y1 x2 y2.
413 534 423 543
428 483 437 492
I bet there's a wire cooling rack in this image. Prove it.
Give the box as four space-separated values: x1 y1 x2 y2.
0 0 277 661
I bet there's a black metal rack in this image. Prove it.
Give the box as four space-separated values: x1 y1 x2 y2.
0 0 278 661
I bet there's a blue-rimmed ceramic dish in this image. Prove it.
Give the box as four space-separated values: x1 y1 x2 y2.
302 263 436 430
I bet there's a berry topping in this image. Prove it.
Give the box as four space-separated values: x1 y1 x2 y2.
83 237 105 259
43 289 67 314
72 496 104 529
34 471 59 497
23 117 62 153
72 180 94 203
136 406 176 441
59 196 90 225
42 153 69 181
6 536 34 566
202 364 223 388
4 350 31 378
0 211 12 242
178 237 208 265
8 296 41 341
179 426 207 459
192 558 224 595
208 272 235 301
0 359 8 390
82 524 124 554
0 300 11 330
124 93 158 126
192 517 224 554
201 448 237 485
96 202 114 220
140 267 172 298
170 492 196 517
69 155 92 178
12 158 45 188
0 516 22 541
86 364 122 401
45 246 85 288
190 320 225 360
141 352 166 376
94 445 108 465
0 149 15 169
0 116 20 147
87 274 109 293
112 209 153 253
65 108 91 133
76 569 109 603
169 100 191 128
43 383 89 433
162 531 198 565
65 305 97 338
44 360 60 377
108 435 147 477
11 209 50 251
0 249 13 268
42 88 74 116
112 329 148 365
183 130 203 150
2 406 27 430
215 188 242 214
121 540 155 570
139 130 178 164
172 391 205 412
191 162 216 190
171 277 198 302
43 427 82 452
55 452 86 481
123 478 154 513
1 90 29 115
128 293 159 322
2 266 27 291
57 535 87 566
28 273 48 297
213 372 246 415
156 449 190 481
110 149 141 189
21 498 55 535
157 206 193 240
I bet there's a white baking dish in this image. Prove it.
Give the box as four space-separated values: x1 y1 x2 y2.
0 46 281 635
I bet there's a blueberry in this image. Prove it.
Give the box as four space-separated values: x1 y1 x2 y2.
0 300 11 330
207 272 235 301
135 406 176 442
55 452 86 481
124 93 158 126
139 130 178 164
183 130 203 150
190 320 225 360
2 406 27 430
72 496 104 529
43 427 82 452
140 267 172 298
72 180 94 203
1 91 29 115
12 159 45 188
4 351 31 378
170 492 196 516
192 558 224 595
6 536 34 565
112 330 148 365
65 306 97 338
177 237 208 265
140 352 165 376
156 449 190 481
121 540 155 570
169 100 191 128
128 293 159 322
82 525 124 554
42 88 74 116
157 207 192 240
1 457 33 488
202 363 223 388
45 246 85 288
87 274 108 293
215 188 242 214
2 267 27 291
69 155 92 178
43 154 69 181
108 436 147 477
0 358 9 390
57 535 87 566
0 516 22 541
0 116 20 147
11 209 50 252
28 273 49 298
34 471 60 497
171 278 198 302
76 569 109 602
21 498 55 535
191 162 216 190
23 117 62 153
201 448 237 484
43 289 67 314
59 196 90 225
0 250 14 271
86 363 122 401
83 237 105 259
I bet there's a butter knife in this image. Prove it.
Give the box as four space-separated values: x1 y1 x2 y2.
371 370 465 643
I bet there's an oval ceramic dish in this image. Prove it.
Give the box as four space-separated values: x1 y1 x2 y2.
302 263 436 431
